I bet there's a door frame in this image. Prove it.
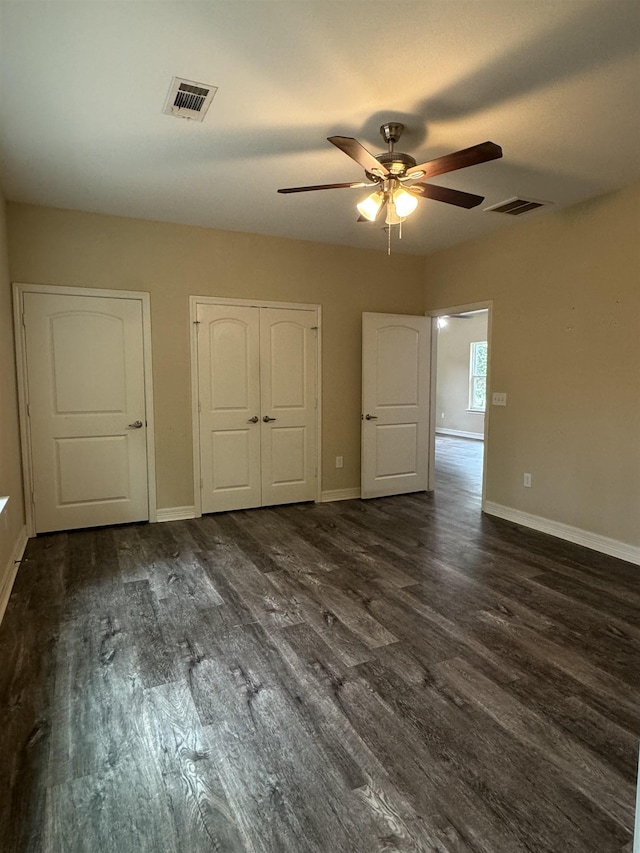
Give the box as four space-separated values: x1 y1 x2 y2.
13 282 157 536
426 300 493 507
189 295 322 517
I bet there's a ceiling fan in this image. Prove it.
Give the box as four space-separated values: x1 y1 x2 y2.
278 123 502 252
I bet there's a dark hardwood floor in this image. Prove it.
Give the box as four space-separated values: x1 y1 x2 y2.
1 437 638 852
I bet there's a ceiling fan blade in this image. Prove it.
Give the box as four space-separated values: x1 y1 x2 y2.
327 136 390 176
410 182 484 209
407 141 502 178
278 181 371 194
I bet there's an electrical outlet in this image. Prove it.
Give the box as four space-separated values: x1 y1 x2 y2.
492 392 507 406
524 473 532 487
335 456 343 469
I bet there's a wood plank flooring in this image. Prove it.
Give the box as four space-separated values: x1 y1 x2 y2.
1 437 638 852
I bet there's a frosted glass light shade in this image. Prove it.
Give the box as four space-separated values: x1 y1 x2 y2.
356 191 383 221
393 188 418 218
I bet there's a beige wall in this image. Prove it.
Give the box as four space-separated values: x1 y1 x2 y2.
425 182 640 547
6 186 639 548
7 203 426 509
0 191 26 574
436 313 487 435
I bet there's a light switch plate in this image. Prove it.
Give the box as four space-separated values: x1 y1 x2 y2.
492 392 507 406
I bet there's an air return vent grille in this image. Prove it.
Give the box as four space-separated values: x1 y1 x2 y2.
484 197 551 216
163 77 218 121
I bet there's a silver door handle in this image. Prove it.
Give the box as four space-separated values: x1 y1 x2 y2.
128 420 144 429
263 415 277 422
365 414 378 420
247 416 259 423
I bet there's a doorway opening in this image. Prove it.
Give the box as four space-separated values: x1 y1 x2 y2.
428 302 492 510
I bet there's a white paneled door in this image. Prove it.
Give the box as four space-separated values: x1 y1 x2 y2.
361 312 431 499
197 304 262 513
22 291 150 533
196 303 318 514
260 308 318 507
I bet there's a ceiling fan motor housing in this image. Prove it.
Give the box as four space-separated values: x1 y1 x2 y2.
365 123 417 178
370 150 417 178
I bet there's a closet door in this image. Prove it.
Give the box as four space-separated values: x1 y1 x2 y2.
260 308 317 507
197 304 262 513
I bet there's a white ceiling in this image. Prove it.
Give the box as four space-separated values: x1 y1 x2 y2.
1 1 639 256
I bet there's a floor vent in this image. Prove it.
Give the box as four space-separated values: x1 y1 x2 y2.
484 197 551 216
163 77 218 121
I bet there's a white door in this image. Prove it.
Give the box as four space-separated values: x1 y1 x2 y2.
260 308 317 507
196 303 318 513
361 312 431 499
197 304 262 513
23 291 149 533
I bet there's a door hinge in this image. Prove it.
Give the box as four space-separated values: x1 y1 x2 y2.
198 401 201 413
21 312 26 327
26 402 31 418
311 326 318 330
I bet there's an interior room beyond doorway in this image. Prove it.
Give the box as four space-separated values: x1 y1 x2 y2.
434 308 489 503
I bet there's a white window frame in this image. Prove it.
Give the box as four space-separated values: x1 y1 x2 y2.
468 340 488 413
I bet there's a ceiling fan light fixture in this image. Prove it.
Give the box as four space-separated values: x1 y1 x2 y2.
393 187 419 218
356 191 383 221
278 127 503 253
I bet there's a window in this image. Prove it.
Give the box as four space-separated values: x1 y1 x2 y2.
469 341 487 411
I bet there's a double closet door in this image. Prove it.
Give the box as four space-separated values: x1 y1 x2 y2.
196 303 318 514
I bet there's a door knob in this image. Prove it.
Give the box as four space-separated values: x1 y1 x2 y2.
365 414 378 420
247 416 259 423
262 415 277 422
128 420 144 429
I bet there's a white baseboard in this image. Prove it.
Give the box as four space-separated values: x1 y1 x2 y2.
482 501 640 566
436 428 484 441
0 525 28 625
321 487 361 503
156 506 197 522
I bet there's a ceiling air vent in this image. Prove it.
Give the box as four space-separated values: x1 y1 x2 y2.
162 77 218 122
484 197 551 216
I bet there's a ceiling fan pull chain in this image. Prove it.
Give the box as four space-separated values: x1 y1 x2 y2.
388 223 391 256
